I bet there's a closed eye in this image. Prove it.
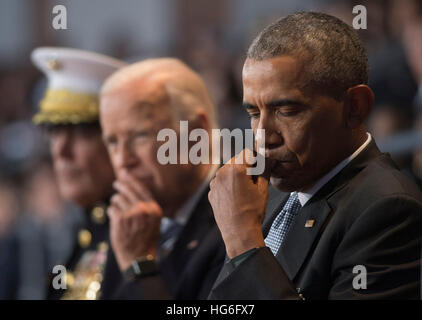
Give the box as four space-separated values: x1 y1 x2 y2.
243 103 260 120
275 106 303 117
247 112 260 119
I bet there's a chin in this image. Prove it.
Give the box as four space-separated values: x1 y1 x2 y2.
270 176 300 193
72 195 99 209
59 185 95 208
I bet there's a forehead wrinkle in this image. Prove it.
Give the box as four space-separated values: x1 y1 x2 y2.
243 55 313 102
102 58 217 130
135 77 169 108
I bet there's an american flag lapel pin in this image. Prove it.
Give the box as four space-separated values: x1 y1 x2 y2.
305 219 315 228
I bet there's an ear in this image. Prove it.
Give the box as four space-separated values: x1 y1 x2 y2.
191 110 211 132
344 85 374 129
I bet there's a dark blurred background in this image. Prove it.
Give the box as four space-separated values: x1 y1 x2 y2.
1 0 422 299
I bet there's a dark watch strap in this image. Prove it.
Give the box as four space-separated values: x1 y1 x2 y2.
123 255 160 281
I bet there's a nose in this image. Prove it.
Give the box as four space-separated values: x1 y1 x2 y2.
114 140 139 173
50 129 73 160
258 110 283 150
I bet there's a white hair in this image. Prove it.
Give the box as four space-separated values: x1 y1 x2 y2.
101 58 218 129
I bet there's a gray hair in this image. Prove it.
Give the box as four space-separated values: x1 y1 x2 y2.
247 12 369 100
101 58 218 129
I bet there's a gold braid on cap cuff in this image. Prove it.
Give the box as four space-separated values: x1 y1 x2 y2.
33 89 99 125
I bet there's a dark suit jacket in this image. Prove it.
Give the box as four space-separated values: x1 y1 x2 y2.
0 232 19 299
209 140 422 300
114 188 226 300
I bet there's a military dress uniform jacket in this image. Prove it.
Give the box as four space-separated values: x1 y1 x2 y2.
113 188 226 300
47 204 122 300
209 140 422 300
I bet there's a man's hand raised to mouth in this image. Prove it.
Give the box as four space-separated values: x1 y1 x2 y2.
108 173 162 271
208 149 270 259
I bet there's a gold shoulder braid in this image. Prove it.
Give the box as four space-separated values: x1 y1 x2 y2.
33 89 99 125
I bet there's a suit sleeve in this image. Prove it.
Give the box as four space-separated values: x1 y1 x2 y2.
113 228 226 300
328 195 422 299
209 246 301 299
209 195 422 300
194 243 227 299
113 250 225 300
112 274 173 300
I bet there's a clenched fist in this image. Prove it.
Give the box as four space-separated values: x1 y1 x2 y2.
108 174 162 271
208 149 269 259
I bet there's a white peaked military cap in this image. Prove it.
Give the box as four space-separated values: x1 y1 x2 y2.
31 47 127 125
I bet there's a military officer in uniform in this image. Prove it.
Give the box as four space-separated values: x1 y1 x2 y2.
31 47 127 299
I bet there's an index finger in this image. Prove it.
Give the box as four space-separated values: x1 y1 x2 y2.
119 172 154 202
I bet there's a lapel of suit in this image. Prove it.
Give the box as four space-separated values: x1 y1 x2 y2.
271 140 383 281
161 188 214 280
276 196 332 281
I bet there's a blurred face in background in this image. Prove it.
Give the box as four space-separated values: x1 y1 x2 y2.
100 81 205 216
48 124 115 208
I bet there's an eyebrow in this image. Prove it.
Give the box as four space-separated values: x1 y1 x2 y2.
243 99 305 110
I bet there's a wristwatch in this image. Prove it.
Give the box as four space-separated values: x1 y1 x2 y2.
123 254 159 281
